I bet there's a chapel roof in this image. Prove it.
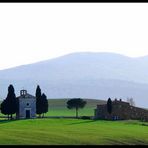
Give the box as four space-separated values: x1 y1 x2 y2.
17 93 36 99
17 89 36 99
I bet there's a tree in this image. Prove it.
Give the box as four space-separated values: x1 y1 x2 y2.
35 85 42 117
107 98 112 114
0 84 18 120
127 97 135 106
41 93 48 117
67 98 87 118
1 99 9 119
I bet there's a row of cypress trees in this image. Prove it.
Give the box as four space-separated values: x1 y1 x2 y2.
0 84 48 120
36 85 48 118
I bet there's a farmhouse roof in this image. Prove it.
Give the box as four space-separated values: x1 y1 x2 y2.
97 99 130 107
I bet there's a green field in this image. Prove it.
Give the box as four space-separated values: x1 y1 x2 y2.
46 98 106 116
0 99 147 145
0 118 147 145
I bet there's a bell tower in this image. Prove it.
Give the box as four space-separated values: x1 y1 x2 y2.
20 90 27 96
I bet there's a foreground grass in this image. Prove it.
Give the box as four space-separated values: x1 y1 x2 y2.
0 118 147 145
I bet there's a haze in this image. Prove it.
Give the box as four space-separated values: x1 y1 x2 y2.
1 3 148 70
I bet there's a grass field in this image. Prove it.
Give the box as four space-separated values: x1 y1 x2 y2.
46 98 106 116
0 99 147 145
0 118 147 145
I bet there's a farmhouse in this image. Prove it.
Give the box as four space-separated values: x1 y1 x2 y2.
94 99 148 121
16 90 36 119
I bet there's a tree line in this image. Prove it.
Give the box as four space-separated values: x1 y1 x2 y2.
0 84 48 120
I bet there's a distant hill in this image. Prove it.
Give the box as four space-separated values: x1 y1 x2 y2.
1 52 148 83
0 52 148 108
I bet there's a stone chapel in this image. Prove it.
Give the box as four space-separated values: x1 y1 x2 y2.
16 89 36 119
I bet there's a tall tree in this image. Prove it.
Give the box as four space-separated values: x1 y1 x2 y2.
41 93 48 117
35 85 42 117
67 98 87 118
0 84 17 120
107 98 112 114
36 85 42 99
7 84 18 119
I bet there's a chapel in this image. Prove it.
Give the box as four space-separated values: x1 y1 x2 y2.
16 89 36 119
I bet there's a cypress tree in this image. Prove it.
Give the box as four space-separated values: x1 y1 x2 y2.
1 84 17 120
107 98 112 114
41 93 48 117
1 99 9 119
36 85 42 117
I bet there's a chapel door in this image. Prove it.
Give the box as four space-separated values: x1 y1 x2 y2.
26 110 30 118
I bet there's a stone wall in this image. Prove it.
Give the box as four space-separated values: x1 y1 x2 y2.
17 98 36 119
94 99 148 121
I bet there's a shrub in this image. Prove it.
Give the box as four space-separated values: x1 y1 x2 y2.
80 116 91 119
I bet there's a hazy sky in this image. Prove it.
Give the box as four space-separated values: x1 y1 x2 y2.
1 3 148 70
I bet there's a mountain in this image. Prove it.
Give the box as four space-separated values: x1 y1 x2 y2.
1 52 148 83
0 52 148 108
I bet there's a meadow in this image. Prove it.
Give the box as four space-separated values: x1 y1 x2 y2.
0 99 147 145
0 118 147 145
46 98 106 116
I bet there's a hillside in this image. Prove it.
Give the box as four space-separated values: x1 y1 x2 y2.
1 52 148 83
46 99 106 116
0 119 147 145
48 98 106 109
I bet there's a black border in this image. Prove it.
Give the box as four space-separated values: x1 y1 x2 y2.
0 1 148 3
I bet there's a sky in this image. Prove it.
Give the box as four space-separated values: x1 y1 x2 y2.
1 3 148 70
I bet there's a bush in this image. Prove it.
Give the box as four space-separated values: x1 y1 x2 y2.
80 116 91 120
